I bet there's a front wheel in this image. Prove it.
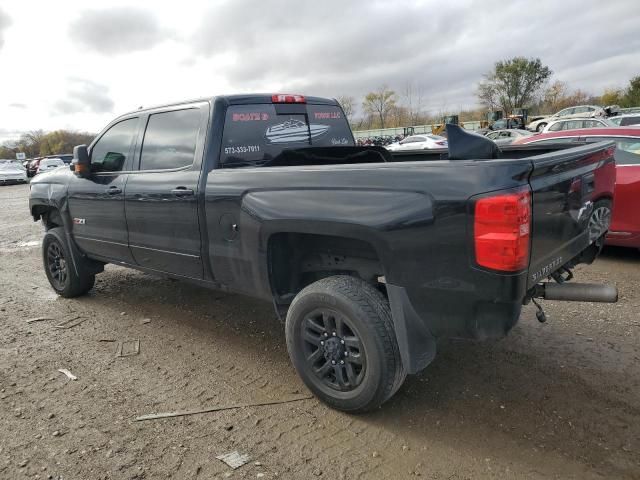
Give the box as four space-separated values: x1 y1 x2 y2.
285 275 405 412
536 122 547 132
43 227 95 298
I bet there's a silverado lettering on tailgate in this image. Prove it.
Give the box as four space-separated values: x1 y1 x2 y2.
531 256 563 283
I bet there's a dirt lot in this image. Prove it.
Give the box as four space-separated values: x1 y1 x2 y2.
1 183 639 480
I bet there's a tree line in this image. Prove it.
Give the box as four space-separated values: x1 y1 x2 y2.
341 57 640 130
0 129 95 160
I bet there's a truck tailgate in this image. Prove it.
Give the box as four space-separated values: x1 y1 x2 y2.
527 142 616 289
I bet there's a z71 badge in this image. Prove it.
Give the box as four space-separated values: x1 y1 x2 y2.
73 218 86 225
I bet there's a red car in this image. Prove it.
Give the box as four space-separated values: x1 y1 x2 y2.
514 127 640 249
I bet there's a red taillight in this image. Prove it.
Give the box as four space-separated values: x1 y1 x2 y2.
474 189 531 272
271 94 306 103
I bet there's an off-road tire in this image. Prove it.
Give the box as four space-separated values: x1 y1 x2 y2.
286 275 406 412
43 227 95 298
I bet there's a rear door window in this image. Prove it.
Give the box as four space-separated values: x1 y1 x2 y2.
139 109 201 171
220 103 354 168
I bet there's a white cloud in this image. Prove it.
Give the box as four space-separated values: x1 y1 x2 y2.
0 0 639 143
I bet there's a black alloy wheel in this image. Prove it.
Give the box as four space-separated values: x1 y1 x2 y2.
46 241 68 290
302 308 366 392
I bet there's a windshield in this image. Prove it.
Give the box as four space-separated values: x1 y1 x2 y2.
220 103 354 168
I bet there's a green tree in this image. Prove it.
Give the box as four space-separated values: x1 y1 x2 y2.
10 130 46 158
0 145 16 159
362 85 397 129
601 88 626 107
624 75 640 107
477 57 552 114
0 129 95 160
39 130 95 155
336 95 356 125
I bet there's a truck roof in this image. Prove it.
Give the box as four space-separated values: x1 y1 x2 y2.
124 94 339 117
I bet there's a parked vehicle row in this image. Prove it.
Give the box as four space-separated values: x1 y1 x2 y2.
527 105 606 132
0 160 28 185
356 135 404 147
25 154 73 177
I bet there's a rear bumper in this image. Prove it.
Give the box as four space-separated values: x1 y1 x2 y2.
386 271 526 374
0 178 27 185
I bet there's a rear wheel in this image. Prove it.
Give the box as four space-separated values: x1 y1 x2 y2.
43 227 95 298
285 275 405 412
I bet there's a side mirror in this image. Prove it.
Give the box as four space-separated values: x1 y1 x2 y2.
72 144 90 177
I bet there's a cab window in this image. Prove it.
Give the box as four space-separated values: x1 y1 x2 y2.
139 109 201 171
90 118 138 173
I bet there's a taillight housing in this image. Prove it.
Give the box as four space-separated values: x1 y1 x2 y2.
474 188 531 272
271 94 306 103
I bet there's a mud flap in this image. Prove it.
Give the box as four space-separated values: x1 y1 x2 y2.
385 283 437 374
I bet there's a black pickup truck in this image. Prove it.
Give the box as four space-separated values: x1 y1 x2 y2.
29 94 618 412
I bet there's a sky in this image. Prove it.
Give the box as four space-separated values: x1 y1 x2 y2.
1 0 639 144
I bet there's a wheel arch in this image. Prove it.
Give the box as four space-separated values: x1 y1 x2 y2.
31 205 64 230
266 230 387 316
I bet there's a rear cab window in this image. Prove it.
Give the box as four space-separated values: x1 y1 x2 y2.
220 103 354 168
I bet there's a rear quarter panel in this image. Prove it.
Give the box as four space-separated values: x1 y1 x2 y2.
204 159 533 339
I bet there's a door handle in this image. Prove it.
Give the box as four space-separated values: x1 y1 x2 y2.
106 186 122 195
171 187 194 196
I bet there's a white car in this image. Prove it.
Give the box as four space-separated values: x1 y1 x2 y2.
485 129 533 145
36 158 65 175
527 105 605 132
610 114 640 127
385 134 448 151
0 161 28 185
542 117 615 133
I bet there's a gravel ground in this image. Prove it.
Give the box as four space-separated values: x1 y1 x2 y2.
1 183 639 480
